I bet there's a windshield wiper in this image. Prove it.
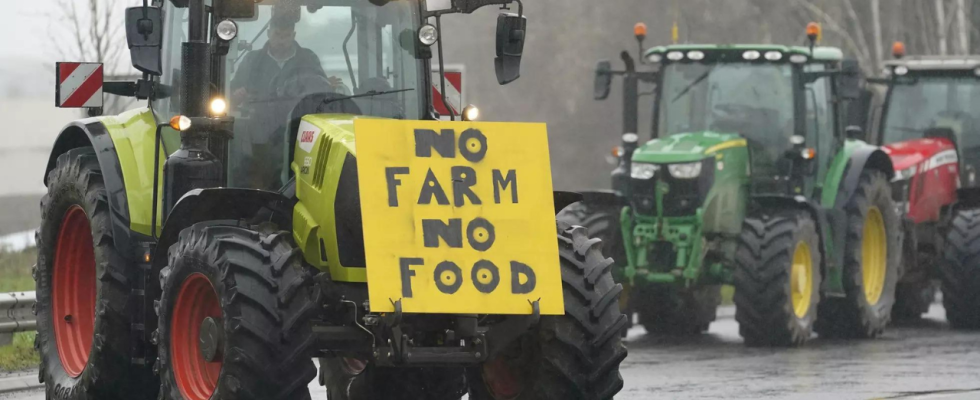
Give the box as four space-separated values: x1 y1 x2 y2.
672 70 712 103
321 88 416 107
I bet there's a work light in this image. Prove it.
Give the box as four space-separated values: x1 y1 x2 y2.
631 163 659 180
668 162 702 179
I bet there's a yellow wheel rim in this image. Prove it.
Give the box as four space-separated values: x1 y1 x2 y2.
791 241 813 318
862 207 888 305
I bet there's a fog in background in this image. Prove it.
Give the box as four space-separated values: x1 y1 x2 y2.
2 0 980 199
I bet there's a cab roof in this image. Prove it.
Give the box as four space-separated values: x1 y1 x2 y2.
883 55 980 71
644 44 844 62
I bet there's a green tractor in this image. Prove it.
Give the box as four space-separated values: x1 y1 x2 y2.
560 24 902 346
36 0 626 399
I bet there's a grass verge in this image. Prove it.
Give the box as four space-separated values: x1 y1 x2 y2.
0 332 38 372
0 246 38 372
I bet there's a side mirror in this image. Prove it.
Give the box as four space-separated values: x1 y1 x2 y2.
494 13 526 85
125 6 164 76
839 59 863 100
845 125 864 140
594 60 613 100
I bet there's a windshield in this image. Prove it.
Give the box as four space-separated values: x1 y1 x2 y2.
657 62 795 146
882 77 980 149
158 0 421 191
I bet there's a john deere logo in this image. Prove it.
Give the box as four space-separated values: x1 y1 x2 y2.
657 181 670 194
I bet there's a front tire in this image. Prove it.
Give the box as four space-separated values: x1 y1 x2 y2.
156 222 318 400
466 225 627 400
734 211 822 347
815 170 900 339
941 209 980 329
35 147 156 399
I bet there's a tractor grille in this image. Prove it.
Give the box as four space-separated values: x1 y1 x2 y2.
311 136 334 189
630 159 715 217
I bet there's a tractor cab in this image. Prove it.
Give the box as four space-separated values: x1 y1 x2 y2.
642 45 849 197
147 0 465 192
873 54 980 191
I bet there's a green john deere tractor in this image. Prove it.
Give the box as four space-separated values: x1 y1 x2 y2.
560 25 902 346
35 1 626 399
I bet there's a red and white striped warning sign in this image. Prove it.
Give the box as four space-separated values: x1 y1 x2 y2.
431 65 464 119
56 62 104 108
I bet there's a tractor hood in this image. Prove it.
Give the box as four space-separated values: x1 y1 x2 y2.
632 131 744 164
882 137 957 177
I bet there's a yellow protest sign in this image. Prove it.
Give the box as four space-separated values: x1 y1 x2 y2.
354 119 562 315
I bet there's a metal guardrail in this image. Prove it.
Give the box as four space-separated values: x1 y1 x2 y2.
0 291 36 347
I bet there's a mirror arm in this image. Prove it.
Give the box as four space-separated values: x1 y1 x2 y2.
104 79 160 100
447 0 522 15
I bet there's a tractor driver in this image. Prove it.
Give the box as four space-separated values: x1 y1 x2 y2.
230 15 344 102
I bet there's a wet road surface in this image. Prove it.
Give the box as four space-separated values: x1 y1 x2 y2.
3 305 979 400
617 305 980 399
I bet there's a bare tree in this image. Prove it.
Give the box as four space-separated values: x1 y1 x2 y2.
937 0 949 54
46 0 139 114
47 0 136 74
955 0 970 54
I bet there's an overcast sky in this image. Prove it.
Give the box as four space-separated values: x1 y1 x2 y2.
0 1 136 99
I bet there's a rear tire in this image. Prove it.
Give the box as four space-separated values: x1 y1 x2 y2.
634 285 720 336
941 209 980 329
815 170 900 339
35 147 156 399
466 224 627 400
734 211 821 347
156 221 318 400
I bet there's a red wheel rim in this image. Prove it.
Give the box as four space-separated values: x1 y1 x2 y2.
171 273 222 400
52 205 97 378
483 357 523 399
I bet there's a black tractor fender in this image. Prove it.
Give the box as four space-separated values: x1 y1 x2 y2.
834 146 895 209
152 188 295 271
750 195 846 297
45 119 136 255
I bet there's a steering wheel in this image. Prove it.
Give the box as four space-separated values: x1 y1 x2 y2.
273 69 335 99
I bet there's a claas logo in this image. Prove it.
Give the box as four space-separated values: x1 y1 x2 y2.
300 130 316 143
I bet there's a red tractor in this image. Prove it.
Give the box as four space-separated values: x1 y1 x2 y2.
866 43 980 327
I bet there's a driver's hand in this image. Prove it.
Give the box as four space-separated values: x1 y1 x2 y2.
327 76 344 87
232 87 249 103
327 76 350 95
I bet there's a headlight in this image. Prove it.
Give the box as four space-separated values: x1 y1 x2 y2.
789 54 808 64
631 163 659 180
216 20 238 41
418 24 438 46
764 51 783 61
668 162 702 179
